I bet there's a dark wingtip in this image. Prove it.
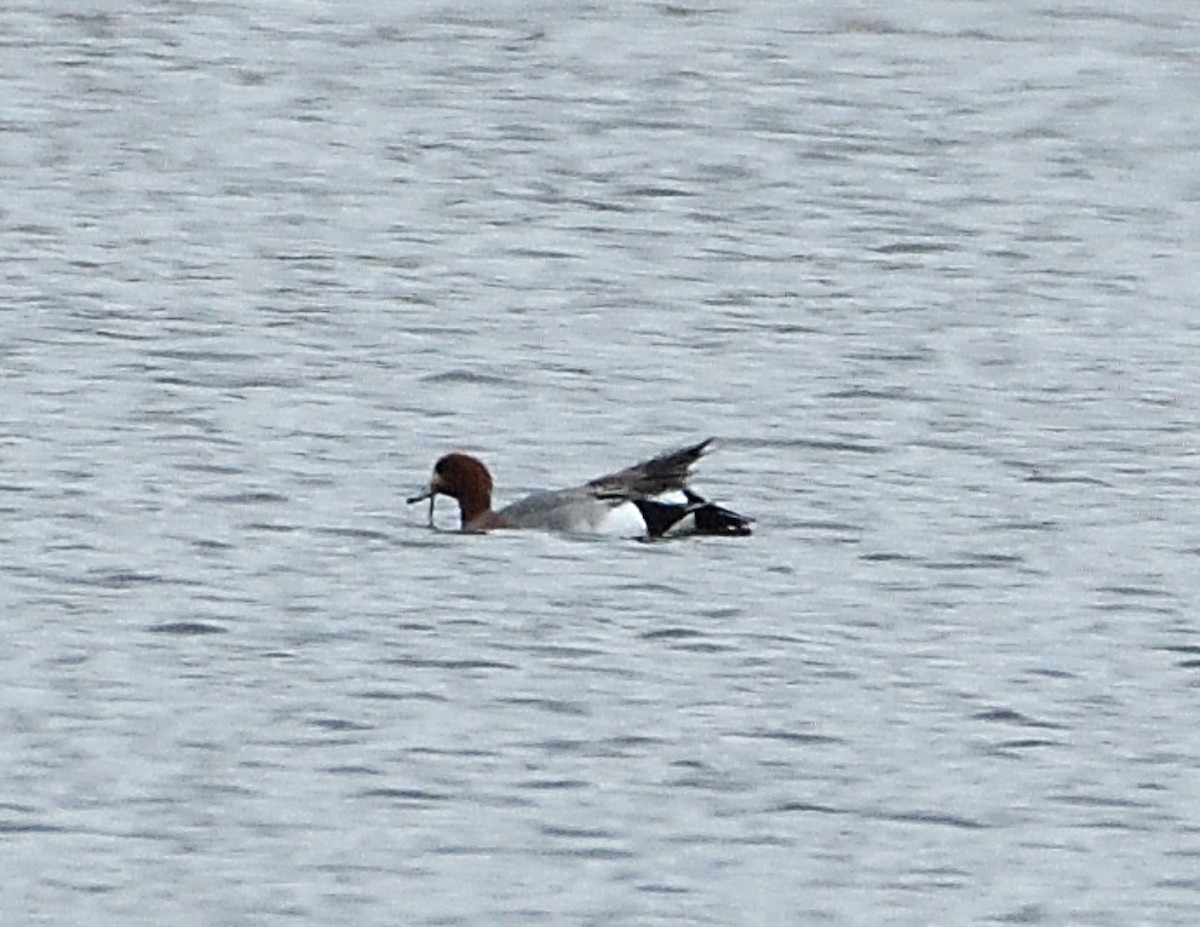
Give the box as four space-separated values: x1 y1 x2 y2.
684 437 717 461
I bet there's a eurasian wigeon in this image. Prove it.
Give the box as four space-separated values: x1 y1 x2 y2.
407 437 753 539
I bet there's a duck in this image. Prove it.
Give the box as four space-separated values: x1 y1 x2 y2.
407 437 752 539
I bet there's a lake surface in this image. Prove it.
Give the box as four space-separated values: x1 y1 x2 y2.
3 1 1200 924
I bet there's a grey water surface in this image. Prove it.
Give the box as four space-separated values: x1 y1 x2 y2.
4 1 1200 924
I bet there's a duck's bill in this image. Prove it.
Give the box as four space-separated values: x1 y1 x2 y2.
407 484 437 527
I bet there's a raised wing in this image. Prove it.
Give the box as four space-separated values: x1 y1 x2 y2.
586 437 714 501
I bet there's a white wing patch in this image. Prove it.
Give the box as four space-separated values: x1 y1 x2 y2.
595 501 650 538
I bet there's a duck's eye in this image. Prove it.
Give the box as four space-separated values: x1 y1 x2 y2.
434 458 450 477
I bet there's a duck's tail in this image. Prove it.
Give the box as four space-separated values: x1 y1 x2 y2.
634 489 753 539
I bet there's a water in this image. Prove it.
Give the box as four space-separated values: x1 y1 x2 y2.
3 1 1200 924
